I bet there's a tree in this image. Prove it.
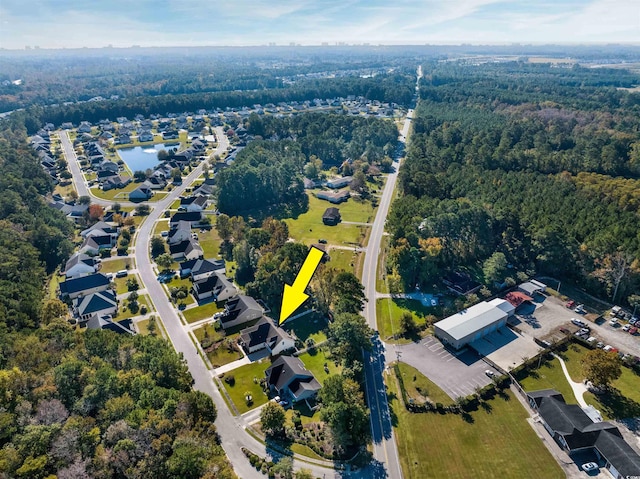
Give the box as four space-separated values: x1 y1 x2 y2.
483 252 508 285
112 203 122 213
88 204 104 221
328 313 373 366
260 401 286 437
133 170 147 182
157 149 169 161
156 253 173 272
135 204 150 216
399 312 418 337
271 457 293 479
151 236 166 258
295 469 313 479
332 271 366 314
582 349 622 388
78 195 91 205
147 316 157 336
216 214 231 243
166 437 208 479
41 299 68 323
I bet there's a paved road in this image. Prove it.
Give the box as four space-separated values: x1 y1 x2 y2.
360 66 421 479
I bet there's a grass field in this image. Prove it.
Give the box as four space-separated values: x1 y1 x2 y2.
375 236 390 294
182 300 224 323
517 358 579 405
327 249 362 276
204 342 243 369
557 342 640 419
198 228 222 258
284 194 371 247
90 181 137 200
118 294 153 320
53 181 76 199
137 317 165 336
387 372 564 479
396 362 452 406
100 257 134 274
376 298 436 343
298 348 341 385
221 360 270 414
283 312 328 345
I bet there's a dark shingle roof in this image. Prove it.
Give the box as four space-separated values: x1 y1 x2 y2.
594 429 640 477
220 295 262 324
265 355 320 398
59 273 110 295
239 317 292 350
75 290 117 316
181 258 225 276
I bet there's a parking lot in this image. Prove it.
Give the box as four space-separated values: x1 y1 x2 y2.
393 336 500 399
471 327 542 371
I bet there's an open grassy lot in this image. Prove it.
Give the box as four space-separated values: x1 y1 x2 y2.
517 358 579 405
375 236 390 294
221 360 270 414
387 372 564 479
152 219 170 238
204 341 243 369
298 348 341 385
284 194 371 247
137 317 165 336
90 181 137 200
193 323 226 343
283 312 328 345
197 228 222 258
53 181 76 199
100 257 134 274
327 249 361 276
47 271 63 300
376 298 436 343
396 362 452 406
182 300 224 323
113 274 140 295
557 342 640 419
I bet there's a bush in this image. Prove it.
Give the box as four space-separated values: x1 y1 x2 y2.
224 374 235 386
140 305 148 315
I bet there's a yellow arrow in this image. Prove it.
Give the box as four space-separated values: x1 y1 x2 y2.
279 246 324 325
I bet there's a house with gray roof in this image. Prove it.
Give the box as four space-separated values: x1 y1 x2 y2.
169 237 203 261
86 314 135 335
74 290 118 322
265 355 321 403
59 273 111 300
219 295 263 330
65 252 98 279
238 317 295 356
192 272 237 303
180 258 225 281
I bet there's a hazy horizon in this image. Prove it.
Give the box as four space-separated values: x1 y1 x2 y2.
1 0 638 50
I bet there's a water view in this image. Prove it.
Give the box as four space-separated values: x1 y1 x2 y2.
117 142 179 172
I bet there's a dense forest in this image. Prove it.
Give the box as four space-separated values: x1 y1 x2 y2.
389 61 640 306
216 113 397 217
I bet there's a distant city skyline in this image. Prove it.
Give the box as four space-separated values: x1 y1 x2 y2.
0 0 638 50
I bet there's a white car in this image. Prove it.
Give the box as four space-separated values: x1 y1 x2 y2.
581 462 598 472
485 370 496 378
622 324 631 332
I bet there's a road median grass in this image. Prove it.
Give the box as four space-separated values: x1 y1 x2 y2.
387 370 564 479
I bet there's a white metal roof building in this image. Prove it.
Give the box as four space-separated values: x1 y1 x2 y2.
434 299 515 350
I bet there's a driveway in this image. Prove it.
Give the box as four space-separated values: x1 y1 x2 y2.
390 336 500 399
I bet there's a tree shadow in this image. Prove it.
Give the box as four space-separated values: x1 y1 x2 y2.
387 390 399 427
461 411 474 423
479 401 493 414
596 388 640 419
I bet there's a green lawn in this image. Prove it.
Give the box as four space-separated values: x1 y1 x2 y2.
376 236 390 294
182 301 224 323
376 298 436 343
193 323 226 343
90 181 137 200
557 342 640 419
118 294 153 320
48 271 62 300
113 274 140 295
387 373 564 479
517 358 579 405
284 194 371 247
298 348 341 385
327 249 361 276
198 228 221 258
100 257 134 274
204 342 243 369
221 360 270 414
396 362 453 406
282 312 328 345
285 402 322 426
152 220 170 238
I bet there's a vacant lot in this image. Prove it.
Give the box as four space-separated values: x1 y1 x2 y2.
298 348 341 385
376 298 436 343
285 194 371 247
387 372 564 479
182 301 224 323
396 362 452 406
90 181 136 200
100 257 134 274
283 312 328 345
221 360 270 414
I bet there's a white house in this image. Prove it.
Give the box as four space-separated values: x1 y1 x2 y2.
238 317 295 355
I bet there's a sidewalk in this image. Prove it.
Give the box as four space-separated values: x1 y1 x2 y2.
213 355 251 376
553 353 589 408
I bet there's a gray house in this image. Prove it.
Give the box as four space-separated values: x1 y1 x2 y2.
264 355 321 403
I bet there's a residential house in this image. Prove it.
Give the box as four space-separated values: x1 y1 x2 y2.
145 176 166 190
97 169 118 181
74 290 118 322
163 130 179 140
192 272 237 302
168 221 192 245
86 314 135 335
99 160 120 173
101 175 131 191
65 252 98 279
326 176 353 189
193 182 214 197
129 185 153 202
79 234 114 255
180 195 208 212
322 207 341 226
138 131 154 142
180 258 226 281
59 273 111 300
316 189 350 204
265 355 321 403
49 201 89 223
528 390 640 479
81 221 119 241
219 295 263 330
169 238 203 261
238 317 295 356
116 133 132 145
303 178 317 189
170 211 202 228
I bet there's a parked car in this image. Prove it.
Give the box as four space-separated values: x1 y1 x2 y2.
596 341 604 349
571 318 586 327
581 462 598 472
115 269 128 278
318 239 327 244
603 345 614 352
161 231 168 237
622 324 631 332
566 300 576 308
609 318 619 326
485 370 496 378
587 336 597 344
629 327 638 335
574 304 586 314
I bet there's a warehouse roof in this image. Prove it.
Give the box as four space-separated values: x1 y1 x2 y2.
435 301 508 341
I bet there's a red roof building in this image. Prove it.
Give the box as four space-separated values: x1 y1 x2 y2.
505 291 533 308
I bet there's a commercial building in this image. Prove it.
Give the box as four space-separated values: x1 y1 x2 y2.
434 299 515 350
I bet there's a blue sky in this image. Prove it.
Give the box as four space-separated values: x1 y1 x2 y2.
0 0 638 49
